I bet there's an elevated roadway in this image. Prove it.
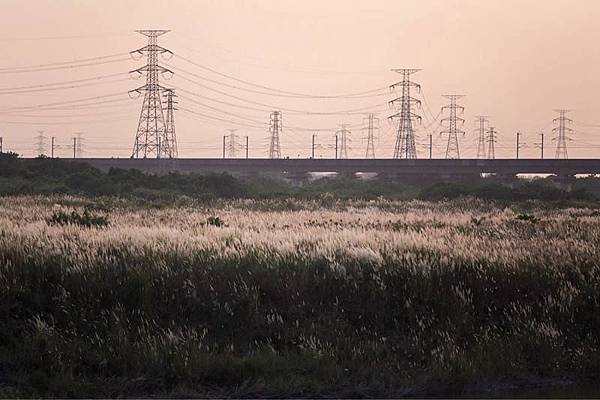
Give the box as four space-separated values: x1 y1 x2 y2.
69 158 600 182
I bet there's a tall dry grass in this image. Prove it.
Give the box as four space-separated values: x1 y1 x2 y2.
1 195 599 397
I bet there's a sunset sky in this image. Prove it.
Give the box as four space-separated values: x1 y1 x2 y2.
0 0 599 158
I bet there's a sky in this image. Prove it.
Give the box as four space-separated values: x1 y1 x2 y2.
0 0 599 159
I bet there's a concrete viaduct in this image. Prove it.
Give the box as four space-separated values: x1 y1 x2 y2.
71 158 600 184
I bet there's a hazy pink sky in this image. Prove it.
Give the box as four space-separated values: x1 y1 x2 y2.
0 0 599 158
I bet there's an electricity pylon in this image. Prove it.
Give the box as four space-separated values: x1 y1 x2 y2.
268 111 282 159
227 129 238 158
440 95 465 159
35 130 47 156
363 113 378 158
163 89 178 159
486 126 497 159
552 109 572 159
130 30 173 159
74 132 84 157
337 124 351 159
389 69 421 159
475 116 488 159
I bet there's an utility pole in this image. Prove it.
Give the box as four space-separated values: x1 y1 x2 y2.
312 134 316 159
163 89 178 159
268 111 282 159
130 30 173 159
335 134 338 159
364 113 377 159
389 69 421 159
486 127 497 160
440 95 465 159
51 136 55 158
429 134 433 159
535 132 545 159
475 116 488 159
0 136 3 153
336 124 350 159
73 137 77 159
222 135 226 159
553 109 572 159
35 130 47 156
516 131 526 159
245 136 249 159
227 129 238 158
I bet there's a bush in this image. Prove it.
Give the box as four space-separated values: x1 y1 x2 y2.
206 216 225 227
46 210 108 228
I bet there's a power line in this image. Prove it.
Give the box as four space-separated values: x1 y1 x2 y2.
0 56 131 74
0 72 127 92
178 106 265 129
0 77 128 95
171 75 387 115
0 92 127 112
167 64 389 99
173 53 389 98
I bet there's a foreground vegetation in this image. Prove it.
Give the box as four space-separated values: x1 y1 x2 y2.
2 152 600 204
1 195 600 397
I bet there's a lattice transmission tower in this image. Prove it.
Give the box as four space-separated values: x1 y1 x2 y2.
337 124 351 159
163 89 178 159
74 132 84 158
130 30 173 159
552 109 572 159
475 116 488 159
440 95 465 159
363 113 378 158
389 69 421 159
486 127 497 160
227 129 239 158
268 111 282 159
35 130 47 156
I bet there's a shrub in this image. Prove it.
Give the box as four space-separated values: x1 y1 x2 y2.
206 216 225 227
46 210 108 228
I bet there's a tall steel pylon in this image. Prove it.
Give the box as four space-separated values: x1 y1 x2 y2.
486 126 497 160
364 113 378 158
74 132 84 157
227 129 238 158
35 130 47 156
440 95 465 159
553 109 572 159
268 111 282 159
389 69 421 159
130 30 173 159
163 89 178 159
475 115 488 159
337 124 351 159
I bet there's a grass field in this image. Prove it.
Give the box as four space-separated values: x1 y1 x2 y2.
1 195 600 397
